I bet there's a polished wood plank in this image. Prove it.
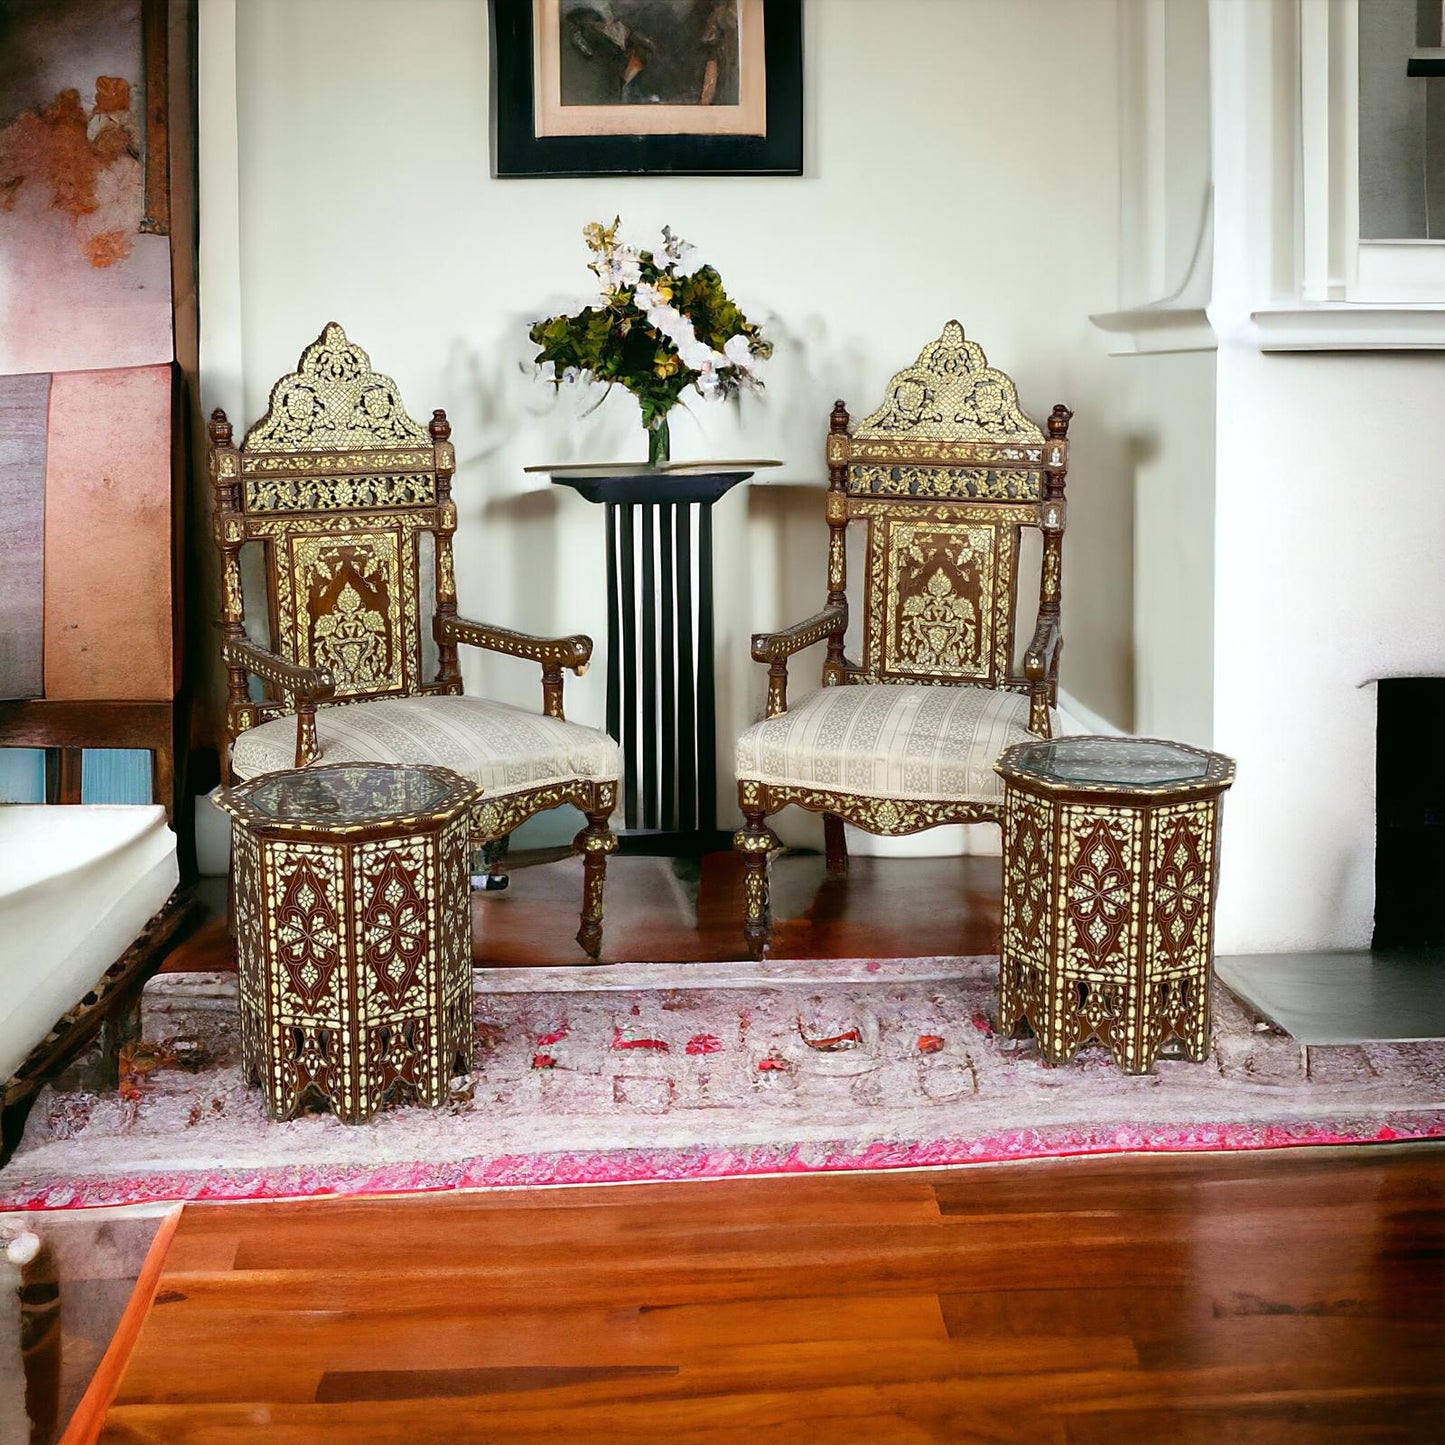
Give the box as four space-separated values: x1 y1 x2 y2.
95 1147 1445 1443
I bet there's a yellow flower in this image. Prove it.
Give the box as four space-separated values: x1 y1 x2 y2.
582 217 620 253
654 352 681 378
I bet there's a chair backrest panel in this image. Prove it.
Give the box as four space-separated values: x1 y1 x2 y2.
210 324 461 742
856 503 1023 688
824 323 1068 694
261 518 424 700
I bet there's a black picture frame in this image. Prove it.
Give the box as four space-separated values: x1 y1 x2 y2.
490 0 803 177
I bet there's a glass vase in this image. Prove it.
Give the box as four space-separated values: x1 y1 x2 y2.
646 416 671 469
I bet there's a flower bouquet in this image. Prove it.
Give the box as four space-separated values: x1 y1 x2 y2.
529 218 772 467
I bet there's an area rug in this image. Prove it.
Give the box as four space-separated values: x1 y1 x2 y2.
3 958 1443 1210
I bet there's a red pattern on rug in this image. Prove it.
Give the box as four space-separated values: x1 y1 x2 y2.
3 958 1442 1210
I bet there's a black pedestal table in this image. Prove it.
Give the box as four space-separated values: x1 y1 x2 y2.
529 461 779 855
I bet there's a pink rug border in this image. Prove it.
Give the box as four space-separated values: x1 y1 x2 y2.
9 1111 1444 1212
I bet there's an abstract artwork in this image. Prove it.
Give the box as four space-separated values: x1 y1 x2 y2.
0 0 171 375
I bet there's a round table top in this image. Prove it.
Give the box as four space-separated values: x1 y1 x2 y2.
218 762 480 834
995 735 1235 796
526 460 781 505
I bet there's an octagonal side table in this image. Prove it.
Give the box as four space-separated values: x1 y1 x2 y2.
217 762 480 1123
995 736 1236 1075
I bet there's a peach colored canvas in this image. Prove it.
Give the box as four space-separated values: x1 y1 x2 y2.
42 365 172 701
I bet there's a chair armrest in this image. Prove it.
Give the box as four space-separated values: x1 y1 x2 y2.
222 639 336 702
221 640 335 768
751 605 847 664
438 616 593 673
438 616 592 720
1023 616 1062 683
751 605 847 717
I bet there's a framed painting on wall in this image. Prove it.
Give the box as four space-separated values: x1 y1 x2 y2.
490 0 803 177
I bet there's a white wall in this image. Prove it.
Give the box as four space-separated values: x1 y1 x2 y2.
1211 347 1445 952
202 0 1129 842
1128 349 1214 747
1204 0 1445 952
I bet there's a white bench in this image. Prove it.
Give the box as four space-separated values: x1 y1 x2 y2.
1 805 182 1161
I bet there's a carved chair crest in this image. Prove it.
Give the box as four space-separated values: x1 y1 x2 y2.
244 322 431 454
852 320 1044 443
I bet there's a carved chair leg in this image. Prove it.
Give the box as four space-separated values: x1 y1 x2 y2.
734 810 779 960
573 810 616 959
823 812 849 875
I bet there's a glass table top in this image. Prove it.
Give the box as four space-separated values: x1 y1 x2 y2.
1009 737 1211 787
240 764 466 825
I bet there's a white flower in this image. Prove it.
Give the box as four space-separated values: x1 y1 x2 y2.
678 335 716 370
645 303 702 356
723 333 754 370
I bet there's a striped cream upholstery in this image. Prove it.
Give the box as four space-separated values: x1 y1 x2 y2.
231 694 619 799
736 683 1047 803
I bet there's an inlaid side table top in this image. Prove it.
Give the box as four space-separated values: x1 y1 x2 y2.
995 736 1236 1075
995 736 1236 796
219 762 480 837
217 763 481 1124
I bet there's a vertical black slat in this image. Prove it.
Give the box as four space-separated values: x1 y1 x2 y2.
605 502 621 749
676 503 697 835
618 504 640 829
697 502 717 837
659 500 677 833
640 504 659 831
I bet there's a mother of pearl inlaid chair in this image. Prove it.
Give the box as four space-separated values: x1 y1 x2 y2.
734 322 1072 958
208 323 620 956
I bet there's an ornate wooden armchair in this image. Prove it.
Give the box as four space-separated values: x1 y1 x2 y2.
208 323 620 956
734 322 1072 957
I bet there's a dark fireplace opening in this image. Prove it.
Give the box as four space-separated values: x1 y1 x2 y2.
1374 677 1445 948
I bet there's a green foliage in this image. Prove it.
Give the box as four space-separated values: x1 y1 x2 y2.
529 219 771 432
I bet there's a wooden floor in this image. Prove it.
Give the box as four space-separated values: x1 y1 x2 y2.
168 848 1005 972
103 848 1445 1442
96 1149 1445 1443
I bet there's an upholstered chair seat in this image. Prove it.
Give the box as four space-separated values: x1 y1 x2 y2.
231 694 620 799
736 683 1049 806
